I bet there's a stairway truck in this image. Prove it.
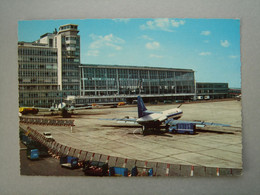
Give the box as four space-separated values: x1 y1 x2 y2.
83 161 108 176
60 156 79 169
169 123 195 135
27 149 39 160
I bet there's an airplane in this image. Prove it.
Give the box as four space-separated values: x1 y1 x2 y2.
19 102 92 117
91 101 126 108
136 96 183 134
236 94 241 101
101 96 230 135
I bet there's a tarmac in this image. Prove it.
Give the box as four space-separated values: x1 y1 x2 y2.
20 100 242 169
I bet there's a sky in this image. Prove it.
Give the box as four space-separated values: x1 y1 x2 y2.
18 18 241 88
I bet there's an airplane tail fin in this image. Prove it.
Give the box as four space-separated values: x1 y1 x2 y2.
137 96 147 118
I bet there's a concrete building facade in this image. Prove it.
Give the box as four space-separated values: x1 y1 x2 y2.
18 24 80 107
196 82 229 100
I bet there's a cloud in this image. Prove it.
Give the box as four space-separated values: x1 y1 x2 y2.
140 18 185 32
229 55 239 59
87 34 125 56
141 35 153 41
112 18 130 23
171 19 185 27
221 40 230 47
149 54 164 58
89 33 125 49
108 53 116 57
146 41 160 50
203 40 209 43
200 31 211 36
87 50 99 56
199 52 211 56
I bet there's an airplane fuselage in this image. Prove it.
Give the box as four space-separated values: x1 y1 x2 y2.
136 108 183 126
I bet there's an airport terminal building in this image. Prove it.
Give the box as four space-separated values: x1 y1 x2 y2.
18 24 81 107
196 82 229 100
76 64 195 105
18 23 231 107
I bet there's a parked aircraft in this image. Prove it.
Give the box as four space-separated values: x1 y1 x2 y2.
19 102 92 117
101 96 230 135
136 96 183 134
236 94 241 101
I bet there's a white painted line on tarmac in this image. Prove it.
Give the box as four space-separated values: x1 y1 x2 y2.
133 128 142 140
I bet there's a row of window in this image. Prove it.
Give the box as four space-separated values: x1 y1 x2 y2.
62 71 79 77
19 64 57 70
19 92 60 98
62 85 79 90
19 71 57 77
18 48 57 56
197 90 228 94
60 25 78 31
19 85 59 90
82 68 194 80
18 56 57 63
81 80 194 94
18 78 57 84
197 84 228 88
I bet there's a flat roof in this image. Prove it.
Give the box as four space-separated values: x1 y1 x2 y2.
18 41 49 47
59 24 78 28
40 33 53 39
80 64 194 72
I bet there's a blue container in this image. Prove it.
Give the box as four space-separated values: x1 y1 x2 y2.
109 167 128 177
29 149 39 160
148 168 153 176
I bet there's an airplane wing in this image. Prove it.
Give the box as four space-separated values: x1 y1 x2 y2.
37 107 55 110
99 118 138 124
68 106 92 111
167 119 231 127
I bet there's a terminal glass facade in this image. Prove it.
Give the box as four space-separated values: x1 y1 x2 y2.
80 64 195 97
196 82 229 99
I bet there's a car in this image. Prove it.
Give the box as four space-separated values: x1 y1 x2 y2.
110 104 117 108
163 100 172 104
43 132 54 141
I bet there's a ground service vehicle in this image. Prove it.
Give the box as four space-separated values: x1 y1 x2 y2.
204 96 210 100
169 123 195 134
27 149 39 160
83 161 108 176
60 156 79 169
197 96 204 100
109 166 153 177
118 102 126 106
19 107 39 115
109 167 128 176
164 100 172 104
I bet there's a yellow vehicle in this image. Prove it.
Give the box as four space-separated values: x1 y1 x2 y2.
118 102 126 106
19 107 39 115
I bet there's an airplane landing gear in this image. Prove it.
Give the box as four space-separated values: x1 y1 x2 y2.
141 126 147 136
165 124 169 132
